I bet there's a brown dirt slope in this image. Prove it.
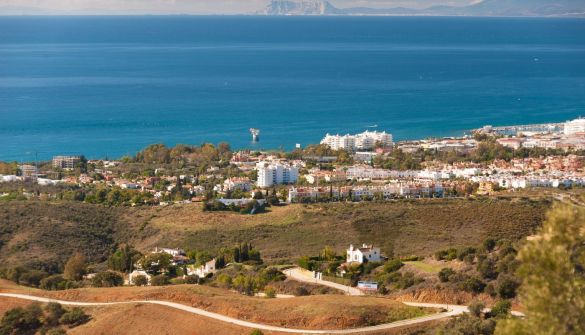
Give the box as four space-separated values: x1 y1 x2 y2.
0 197 547 268
0 280 432 331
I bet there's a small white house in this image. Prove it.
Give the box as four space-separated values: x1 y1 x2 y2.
347 244 382 264
187 259 217 278
154 247 185 257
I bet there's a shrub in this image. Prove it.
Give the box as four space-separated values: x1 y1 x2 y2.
489 300 511 318
150 275 170 286
91 271 123 288
264 287 277 298
460 277 486 294
383 259 404 273
485 282 497 297
59 307 90 326
477 258 498 280
483 238 497 252
438 268 456 283
457 247 477 261
249 330 264 335
0 304 43 334
468 301 485 317
435 248 458 261
44 303 66 327
216 273 232 288
293 286 310 296
497 277 520 299
184 275 200 284
133 275 149 286
39 275 75 291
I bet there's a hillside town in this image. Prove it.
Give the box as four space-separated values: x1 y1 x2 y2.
1 118 584 208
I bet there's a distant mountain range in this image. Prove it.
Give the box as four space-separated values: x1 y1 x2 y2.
260 0 585 16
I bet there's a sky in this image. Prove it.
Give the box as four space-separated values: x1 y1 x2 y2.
0 0 480 14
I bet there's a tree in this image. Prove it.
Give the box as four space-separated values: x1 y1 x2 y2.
108 245 142 273
139 253 172 275
91 271 123 288
63 253 86 281
496 204 585 335
0 304 42 334
320 246 336 261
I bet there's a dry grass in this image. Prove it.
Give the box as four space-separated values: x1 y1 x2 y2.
0 280 433 331
0 197 548 270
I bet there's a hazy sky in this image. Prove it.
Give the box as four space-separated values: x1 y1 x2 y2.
0 0 480 14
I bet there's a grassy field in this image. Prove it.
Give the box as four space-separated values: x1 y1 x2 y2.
0 197 548 269
403 261 443 274
141 197 548 261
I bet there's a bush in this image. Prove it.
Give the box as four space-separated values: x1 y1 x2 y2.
477 258 498 280
133 275 149 286
39 275 75 291
249 330 264 335
438 268 456 283
457 247 477 261
460 277 486 294
435 248 458 261
44 303 66 327
59 307 90 326
483 238 497 252
91 271 123 288
264 287 277 298
383 259 404 273
497 277 520 299
150 274 170 286
216 273 232 288
293 286 310 296
184 275 200 284
0 304 42 334
489 300 511 318
468 301 485 317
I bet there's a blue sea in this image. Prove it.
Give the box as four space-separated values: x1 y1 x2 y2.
1 16 584 161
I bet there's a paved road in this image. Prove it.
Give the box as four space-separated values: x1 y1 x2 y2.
0 292 467 334
284 268 364 296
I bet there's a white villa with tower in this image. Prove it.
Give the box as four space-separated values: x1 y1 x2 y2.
346 244 382 264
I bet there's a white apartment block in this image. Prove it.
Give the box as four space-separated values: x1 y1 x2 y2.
256 161 299 188
564 118 585 136
52 156 81 170
321 131 393 152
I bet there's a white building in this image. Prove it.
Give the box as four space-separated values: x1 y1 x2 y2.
347 244 382 264
564 118 585 136
217 198 266 207
52 156 81 170
256 161 299 188
223 177 252 192
154 247 185 257
187 259 217 278
321 131 393 152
